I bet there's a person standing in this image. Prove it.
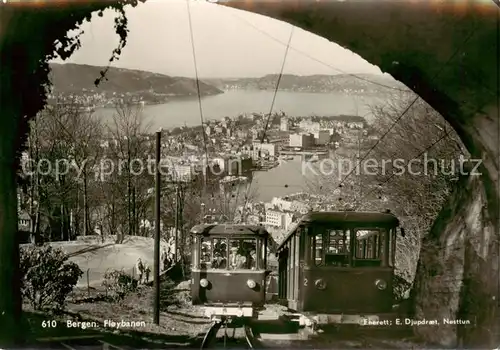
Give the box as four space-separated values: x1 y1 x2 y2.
136 258 144 284
144 263 151 283
161 248 167 271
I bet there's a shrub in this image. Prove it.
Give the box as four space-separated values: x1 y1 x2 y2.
102 269 138 301
393 273 412 302
20 244 83 310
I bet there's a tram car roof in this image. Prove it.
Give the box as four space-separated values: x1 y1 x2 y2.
190 224 270 237
278 211 399 250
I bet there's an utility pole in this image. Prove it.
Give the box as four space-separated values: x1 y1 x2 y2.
153 129 161 325
174 184 179 262
358 129 362 200
178 183 186 277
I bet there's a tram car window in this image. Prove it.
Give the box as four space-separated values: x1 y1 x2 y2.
190 224 270 320
276 211 403 321
354 229 383 267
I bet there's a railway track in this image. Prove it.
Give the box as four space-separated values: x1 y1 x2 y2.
35 335 134 350
200 319 262 349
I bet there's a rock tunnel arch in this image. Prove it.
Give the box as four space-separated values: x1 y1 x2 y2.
219 0 499 348
0 0 497 347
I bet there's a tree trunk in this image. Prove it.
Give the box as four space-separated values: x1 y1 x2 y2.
127 149 131 238
35 210 41 244
60 202 64 241
127 174 131 237
83 171 89 236
131 185 136 236
75 181 80 237
0 98 23 345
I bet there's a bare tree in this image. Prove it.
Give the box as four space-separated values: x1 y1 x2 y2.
365 92 464 280
63 108 104 238
26 101 85 242
101 101 153 243
23 98 108 243
307 91 464 282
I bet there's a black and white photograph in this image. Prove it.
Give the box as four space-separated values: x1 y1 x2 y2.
0 0 499 349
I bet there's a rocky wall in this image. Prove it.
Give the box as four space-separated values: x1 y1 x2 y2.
411 172 499 348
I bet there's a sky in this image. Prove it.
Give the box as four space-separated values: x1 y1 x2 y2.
54 0 384 79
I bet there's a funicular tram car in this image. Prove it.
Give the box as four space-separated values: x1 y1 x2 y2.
190 224 270 320
277 211 404 328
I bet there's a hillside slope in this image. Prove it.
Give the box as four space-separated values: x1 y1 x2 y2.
49 63 223 104
49 236 170 287
204 73 405 94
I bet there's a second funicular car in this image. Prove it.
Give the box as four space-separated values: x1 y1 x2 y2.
277 210 405 329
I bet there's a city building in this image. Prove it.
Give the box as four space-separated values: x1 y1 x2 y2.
291 200 310 214
252 141 277 158
212 155 253 176
246 214 261 225
313 130 331 145
239 146 259 161
270 197 292 211
265 207 296 230
299 120 320 133
289 133 315 149
282 212 295 231
265 208 283 227
269 196 309 216
168 164 194 182
280 117 289 131
347 121 365 129
268 134 290 147
236 130 247 139
226 156 252 175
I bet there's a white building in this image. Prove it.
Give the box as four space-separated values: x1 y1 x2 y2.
280 117 289 131
168 164 194 182
265 209 283 227
347 121 365 129
289 133 315 149
265 207 296 231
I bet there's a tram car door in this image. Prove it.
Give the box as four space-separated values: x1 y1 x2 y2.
277 224 307 311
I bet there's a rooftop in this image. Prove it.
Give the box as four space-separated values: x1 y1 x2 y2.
299 211 399 225
190 224 269 237
278 211 400 250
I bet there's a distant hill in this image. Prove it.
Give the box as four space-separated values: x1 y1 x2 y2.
49 63 223 104
203 74 406 95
